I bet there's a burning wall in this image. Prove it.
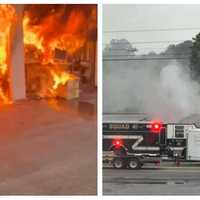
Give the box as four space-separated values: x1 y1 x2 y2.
0 5 16 104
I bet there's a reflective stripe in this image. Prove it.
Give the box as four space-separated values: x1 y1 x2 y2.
103 135 159 151
103 135 141 139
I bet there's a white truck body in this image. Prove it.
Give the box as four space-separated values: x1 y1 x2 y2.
186 128 200 161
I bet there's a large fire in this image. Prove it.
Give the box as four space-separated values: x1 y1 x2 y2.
0 5 16 104
23 7 87 58
23 5 96 98
0 5 96 103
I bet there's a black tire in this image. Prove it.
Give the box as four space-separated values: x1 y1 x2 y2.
113 157 125 169
128 158 141 169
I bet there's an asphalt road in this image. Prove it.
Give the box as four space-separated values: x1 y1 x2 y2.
0 94 96 195
103 164 200 195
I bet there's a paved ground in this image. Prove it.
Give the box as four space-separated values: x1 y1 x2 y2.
0 91 97 195
103 163 200 195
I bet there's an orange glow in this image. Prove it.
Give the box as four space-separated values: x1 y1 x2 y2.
23 14 44 52
0 5 16 104
48 67 77 98
23 6 93 98
50 70 71 90
23 9 87 64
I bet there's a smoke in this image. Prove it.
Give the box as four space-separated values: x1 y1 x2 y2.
103 59 200 122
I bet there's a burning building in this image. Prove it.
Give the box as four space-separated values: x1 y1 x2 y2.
0 4 97 104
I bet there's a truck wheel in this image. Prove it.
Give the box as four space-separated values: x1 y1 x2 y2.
113 158 125 169
113 148 127 157
128 158 141 169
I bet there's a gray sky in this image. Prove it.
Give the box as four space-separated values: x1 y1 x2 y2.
103 5 200 54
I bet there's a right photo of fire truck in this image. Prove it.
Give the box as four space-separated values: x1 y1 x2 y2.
103 115 200 169
103 4 200 195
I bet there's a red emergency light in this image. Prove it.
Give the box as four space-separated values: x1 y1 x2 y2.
112 139 123 149
150 120 163 133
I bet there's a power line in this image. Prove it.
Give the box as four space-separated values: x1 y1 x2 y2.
103 47 168 51
103 57 190 61
103 48 191 51
104 27 200 33
103 40 186 45
103 112 148 115
103 54 191 57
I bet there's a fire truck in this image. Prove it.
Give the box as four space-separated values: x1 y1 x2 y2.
103 114 200 169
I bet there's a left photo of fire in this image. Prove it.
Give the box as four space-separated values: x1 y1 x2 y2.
0 4 97 195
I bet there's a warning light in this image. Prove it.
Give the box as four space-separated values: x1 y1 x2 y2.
151 120 162 133
153 123 160 129
116 140 120 145
113 139 123 149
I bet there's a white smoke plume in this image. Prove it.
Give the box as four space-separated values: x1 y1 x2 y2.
103 59 200 122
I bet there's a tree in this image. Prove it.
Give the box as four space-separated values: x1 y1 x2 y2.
161 40 192 57
190 33 200 81
160 40 192 67
103 39 137 57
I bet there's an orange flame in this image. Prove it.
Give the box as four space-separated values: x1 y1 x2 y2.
0 5 16 104
23 14 44 52
50 70 71 90
23 8 87 64
23 5 96 98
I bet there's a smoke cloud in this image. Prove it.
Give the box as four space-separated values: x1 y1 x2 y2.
103 59 200 122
